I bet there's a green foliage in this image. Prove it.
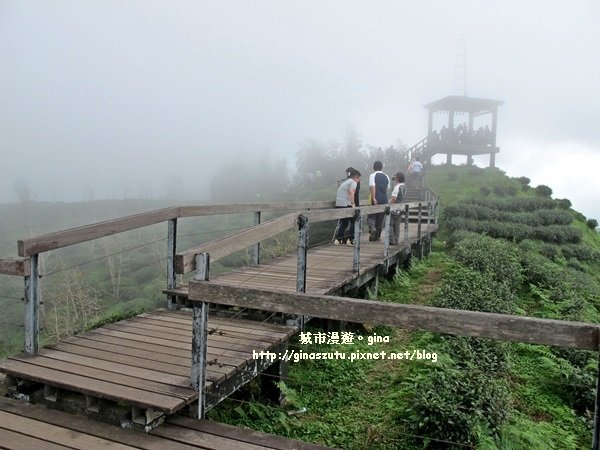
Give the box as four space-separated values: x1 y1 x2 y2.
402 369 510 447
586 218 598 230
556 198 572 210
535 184 553 197
433 267 516 314
451 234 523 290
514 176 531 189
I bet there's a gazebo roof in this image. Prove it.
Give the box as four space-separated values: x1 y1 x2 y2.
424 95 503 114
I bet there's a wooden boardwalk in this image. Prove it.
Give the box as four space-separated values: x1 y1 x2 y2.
0 310 296 425
0 222 436 428
0 396 330 449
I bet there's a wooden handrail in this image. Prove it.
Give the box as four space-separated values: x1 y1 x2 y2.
18 207 181 257
175 212 299 274
16 201 336 257
0 257 31 276
188 282 600 351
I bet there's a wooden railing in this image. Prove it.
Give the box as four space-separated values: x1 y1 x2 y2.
186 281 600 445
0 198 438 356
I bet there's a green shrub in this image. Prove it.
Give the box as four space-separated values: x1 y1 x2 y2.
515 176 531 189
404 369 510 446
535 185 553 197
448 171 459 182
586 218 598 230
452 235 523 290
556 198 572 210
433 267 516 314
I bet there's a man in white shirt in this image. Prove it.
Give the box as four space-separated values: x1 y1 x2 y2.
334 169 361 245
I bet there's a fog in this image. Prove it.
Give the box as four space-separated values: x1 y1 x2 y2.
2 1 599 218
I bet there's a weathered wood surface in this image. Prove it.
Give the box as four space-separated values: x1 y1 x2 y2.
180 201 335 217
0 257 30 276
0 396 332 450
175 212 299 274
16 201 340 257
188 282 600 351
18 207 181 256
0 310 297 416
168 224 432 297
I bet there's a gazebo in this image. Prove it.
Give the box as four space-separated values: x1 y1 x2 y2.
420 95 503 167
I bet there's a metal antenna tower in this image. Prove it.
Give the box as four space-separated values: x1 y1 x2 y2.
453 35 467 96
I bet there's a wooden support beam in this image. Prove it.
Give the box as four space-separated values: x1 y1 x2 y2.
353 211 362 273
404 204 410 243
191 253 209 419
383 207 391 263
295 215 309 330
251 211 261 266
24 254 39 354
18 207 181 256
188 282 600 351
0 258 31 276
166 219 177 311
175 212 298 274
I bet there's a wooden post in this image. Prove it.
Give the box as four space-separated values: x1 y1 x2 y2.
446 153 452 165
295 215 309 329
404 204 410 243
251 211 261 265
594 356 600 450
417 203 422 241
427 202 432 231
417 203 424 260
191 253 209 419
352 210 362 273
167 219 177 311
24 253 39 354
383 206 391 261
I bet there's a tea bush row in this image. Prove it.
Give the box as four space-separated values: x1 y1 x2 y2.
446 218 582 244
444 204 573 227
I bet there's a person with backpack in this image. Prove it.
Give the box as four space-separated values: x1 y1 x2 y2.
368 160 390 241
389 172 406 245
334 168 361 245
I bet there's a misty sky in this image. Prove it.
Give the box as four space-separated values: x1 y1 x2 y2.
2 1 599 219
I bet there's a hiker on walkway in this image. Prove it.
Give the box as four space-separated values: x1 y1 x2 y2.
334 168 361 245
389 172 406 245
368 161 390 242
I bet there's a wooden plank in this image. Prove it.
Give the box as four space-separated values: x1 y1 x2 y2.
188 282 600 351
12 352 196 393
176 212 298 274
0 359 185 413
50 342 194 377
0 397 193 450
88 328 261 357
0 427 70 450
179 201 335 217
77 332 248 368
169 416 333 450
18 207 180 256
0 257 30 276
101 322 281 352
0 411 137 450
123 317 290 344
151 423 272 450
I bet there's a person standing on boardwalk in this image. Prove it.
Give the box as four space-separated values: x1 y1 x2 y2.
368 161 390 241
389 172 406 245
334 168 361 245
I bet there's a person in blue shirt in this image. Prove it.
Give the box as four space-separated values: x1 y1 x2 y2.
368 161 390 241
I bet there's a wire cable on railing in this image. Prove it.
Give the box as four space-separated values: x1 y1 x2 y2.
0 294 23 301
39 236 168 278
178 224 254 239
